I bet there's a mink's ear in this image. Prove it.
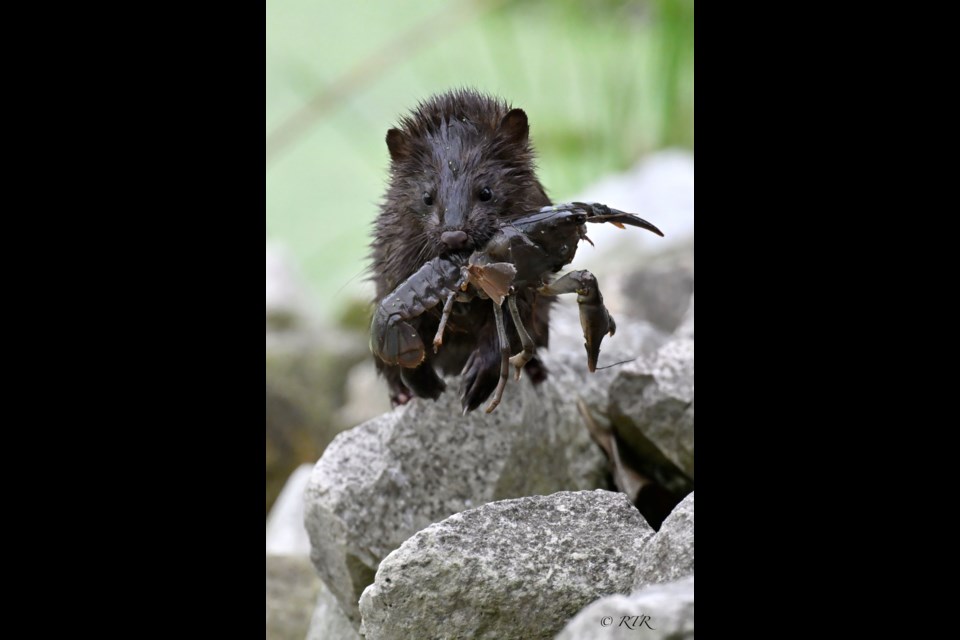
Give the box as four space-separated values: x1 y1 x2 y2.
499 109 529 144
386 128 411 162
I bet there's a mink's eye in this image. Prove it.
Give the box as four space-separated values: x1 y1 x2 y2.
423 193 434 206
478 187 492 202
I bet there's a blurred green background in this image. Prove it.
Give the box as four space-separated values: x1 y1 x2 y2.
266 0 694 321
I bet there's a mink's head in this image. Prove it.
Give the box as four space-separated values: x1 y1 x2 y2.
381 89 545 262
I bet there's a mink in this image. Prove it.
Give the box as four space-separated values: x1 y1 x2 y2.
370 88 553 413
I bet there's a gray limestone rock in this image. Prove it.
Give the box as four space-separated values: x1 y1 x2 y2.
335 360 392 428
265 242 370 514
304 312 664 627
620 243 694 334
674 293 694 340
266 464 313 556
608 337 694 483
555 575 694 640
634 492 694 589
359 490 655 640
266 554 323 640
305 577 363 640
571 150 695 277
266 242 307 333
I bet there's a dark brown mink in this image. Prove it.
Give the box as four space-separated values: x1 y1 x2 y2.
370 88 553 413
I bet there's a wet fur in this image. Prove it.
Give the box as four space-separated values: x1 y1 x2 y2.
370 89 553 411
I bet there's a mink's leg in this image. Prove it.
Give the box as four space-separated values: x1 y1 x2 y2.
377 359 412 406
459 325 501 415
523 290 550 385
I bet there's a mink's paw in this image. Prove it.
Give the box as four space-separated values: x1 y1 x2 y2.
459 347 500 414
524 356 548 385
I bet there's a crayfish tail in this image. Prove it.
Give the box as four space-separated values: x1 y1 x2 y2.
374 319 426 368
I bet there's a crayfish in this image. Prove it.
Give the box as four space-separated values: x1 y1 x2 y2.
370 202 663 413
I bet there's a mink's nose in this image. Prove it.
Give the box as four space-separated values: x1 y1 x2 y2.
441 230 470 250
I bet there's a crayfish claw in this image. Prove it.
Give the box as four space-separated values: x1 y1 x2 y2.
571 201 665 237
540 269 615 373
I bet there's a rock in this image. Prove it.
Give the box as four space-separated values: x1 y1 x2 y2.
608 337 694 484
572 150 695 270
265 242 369 360
266 464 314 556
265 242 370 515
620 242 694 333
265 352 328 515
634 492 694 588
304 312 665 627
266 242 309 333
304 384 600 627
545 151 693 320
674 293 694 339
555 575 694 640
553 150 696 329
306 578 363 640
359 490 655 640
335 360 393 428
266 554 323 640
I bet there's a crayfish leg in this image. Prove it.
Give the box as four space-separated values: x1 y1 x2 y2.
507 295 537 380
538 271 583 297
484 299 512 414
432 289 457 352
